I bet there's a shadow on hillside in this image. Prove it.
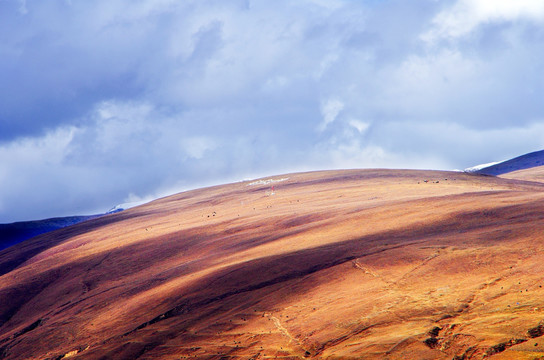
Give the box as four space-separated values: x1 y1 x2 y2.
1 194 544 359
89 196 544 358
0 209 156 277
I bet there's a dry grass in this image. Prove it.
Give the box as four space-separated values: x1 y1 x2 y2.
1 169 544 359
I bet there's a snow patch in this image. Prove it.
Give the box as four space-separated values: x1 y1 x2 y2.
464 161 501 173
248 178 289 186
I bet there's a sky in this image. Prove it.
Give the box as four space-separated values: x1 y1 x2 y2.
1 0 544 223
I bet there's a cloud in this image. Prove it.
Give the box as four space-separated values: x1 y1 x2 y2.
374 120 544 169
348 119 369 134
180 136 217 160
0 126 83 220
423 0 544 42
0 0 543 222
318 98 344 132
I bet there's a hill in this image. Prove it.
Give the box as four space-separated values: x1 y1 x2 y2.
0 215 100 251
471 149 544 176
1 169 544 359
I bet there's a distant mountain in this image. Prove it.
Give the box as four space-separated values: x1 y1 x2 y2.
0 199 153 251
466 149 544 176
0 215 101 251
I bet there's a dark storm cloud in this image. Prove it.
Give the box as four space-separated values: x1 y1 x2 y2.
1 0 544 222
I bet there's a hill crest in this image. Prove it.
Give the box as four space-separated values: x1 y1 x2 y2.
1 168 544 359
471 149 544 176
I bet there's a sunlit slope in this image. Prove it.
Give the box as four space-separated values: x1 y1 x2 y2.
499 165 544 183
1 169 544 360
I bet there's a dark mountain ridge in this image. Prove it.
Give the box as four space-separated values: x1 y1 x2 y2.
474 149 544 176
0 215 100 250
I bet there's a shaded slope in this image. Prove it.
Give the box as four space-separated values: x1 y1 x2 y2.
475 149 544 176
0 215 101 251
1 170 544 359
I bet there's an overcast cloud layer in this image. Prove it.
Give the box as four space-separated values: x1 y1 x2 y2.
1 0 544 222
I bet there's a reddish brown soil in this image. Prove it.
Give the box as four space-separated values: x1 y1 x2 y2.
1 169 544 360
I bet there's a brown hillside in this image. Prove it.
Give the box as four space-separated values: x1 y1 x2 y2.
500 165 544 183
1 169 544 359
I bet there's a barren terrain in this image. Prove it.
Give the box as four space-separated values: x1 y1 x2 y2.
2 168 544 359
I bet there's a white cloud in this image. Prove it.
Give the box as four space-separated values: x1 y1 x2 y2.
122 192 156 206
314 53 339 80
93 101 154 153
348 119 369 134
0 126 83 220
374 120 544 169
262 76 289 92
1 0 544 222
318 98 344 132
0 126 75 166
423 0 544 42
380 49 483 118
180 136 217 160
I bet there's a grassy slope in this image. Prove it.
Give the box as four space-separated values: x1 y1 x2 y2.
1 169 544 359
500 165 544 183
